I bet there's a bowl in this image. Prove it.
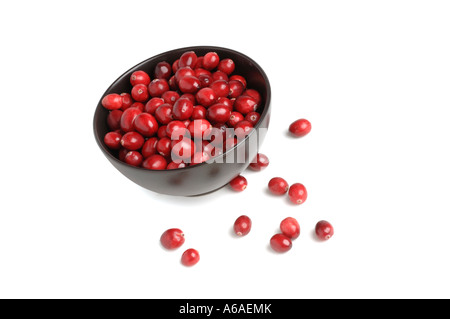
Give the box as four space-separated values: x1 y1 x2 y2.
93 46 271 196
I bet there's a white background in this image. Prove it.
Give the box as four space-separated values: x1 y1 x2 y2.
1 0 449 299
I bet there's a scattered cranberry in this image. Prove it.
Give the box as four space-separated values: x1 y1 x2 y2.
130 70 151 86
229 175 247 192
102 93 123 110
233 215 252 236
202 52 220 70
289 119 311 137
315 220 334 240
142 154 167 170
249 153 269 171
268 177 289 195
120 131 145 150
104 131 122 150
181 248 200 266
288 183 307 205
280 217 300 239
270 234 292 253
160 228 185 249
124 150 143 167
134 113 159 137
131 84 149 102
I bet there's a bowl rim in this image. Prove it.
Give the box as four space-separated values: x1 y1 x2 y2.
93 45 271 171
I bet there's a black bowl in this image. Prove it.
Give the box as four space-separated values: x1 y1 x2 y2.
93 46 271 196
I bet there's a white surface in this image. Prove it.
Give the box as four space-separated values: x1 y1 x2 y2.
1 0 450 299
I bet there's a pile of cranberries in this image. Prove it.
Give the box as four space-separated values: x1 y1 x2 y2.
101 50 263 169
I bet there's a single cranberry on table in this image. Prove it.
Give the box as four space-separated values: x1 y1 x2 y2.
120 131 145 151
249 153 269 171
218 58 235 75
172 98 194 120
141 137 158 158
229 175 247 192
124 150 143 167
106 109 123 130
233 215 252 236
131 83 149 102
288 183 307 205
104 131 122 150
130 70 151 86
289 119 311 137
245 112 261 126
268 177 289 195
280 217 300 239
102 93 123 110
142 154 167 170
133 113 159 137
270 234 292 253
120 107 142 132
148 79 170 97
202 52 220 70
315 220 334 241
154 61 172 80
181 248 200 267
234 96 258 115
160 228 185 250
144 97 164 114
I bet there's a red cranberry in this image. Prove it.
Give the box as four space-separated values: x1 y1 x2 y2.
144 97 164 114
227 111 245 127
172 59 180 73
102 93 123 110
124 150 143 167
134 113 159 137
202 52 220 70
179 51 198 68
181 248 200 266
242 89 261 105
121 131 145 150
234 96 258 115
104 131 122 150
211 70 228 82
229 75 247 88
156 137 172 157
160 228 185 249
196 87 217 107
217 97 233 110
120 93 133 110
198 74 213 88
188 119 212 139
288 183 307 205
130 70 151 86
157 125 168 138
234 215 252 236
194 68 211 77
106 110 123 130
270 234 292 253
168 75 178 90
218 58 235 75
280 217 300 239
249 153 269 171
182 119 191 128
178 75 201 94
120 107 142 132
191 105 207 120
228 80 244 98
268 177 289 195
148 79 169 97
175 66 196 83
161 91 180 105
172 98 194 120
166 120 187 140
179 93 196 104
129 102 144 111
315 220 334 240
141 137 158 158
206 104 231 124
154 61 172 80
167 161 187 169
191 151 210 165
245 112 260 126
210 80 230 98
234 120 254 139
154 104 173 124
171 138 196 161
289 119 311 137
131 84 149 102
142 154 167 170
118 147 128 161
229 175 247 192
224 137 238 151
194 56 204 69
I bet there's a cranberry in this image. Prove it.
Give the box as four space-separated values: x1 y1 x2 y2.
168 75 178 90
148 79 169 97
245 112 261 126
144 97 164 114
179 51 198 68
191 105 207 120
179 93 196 104
104 131 122 150
172 59 180 73
234 215 252 236
202 52 220 70
182 119 191 128
249 153 269 171
102 93 123 110
171 138 196 161
198 74 213 88
167 161 187 169
181 248 200 267
234 96 258 115
224 137 238 151
209 80 230 98
218 58 235 74
242 89 261 105
175 66 196 83
227 111 245 127
206 104 231 124
194 68 211 77
118 147 128 161
194 88 215 107
315 220 334 240
157 125 168 138
270 234 292 253
280 217 300 239
166 120 187 140
160 228 185 249
172 98 194 120
178 75 201 94
154 104 173 124
191 151 210 165
154 61 172 80
134 113 159 137
129 102 144 111
211 70 229 82
289 119 311 137
188 119 212 139
228 80 244 98
142 154 167 170
156 137 172 157
234 120 254 139
124 150 143 167
268 177 289 195
121 131 145 150
130 70 151 86
229 75 247 88
106 110 123 130
131 84 149 102
120 107 142 132
217 97 233 110
229 175 247 192
161 90 180 105
288 183 307 204
194 56 204 69
141 137 158 158
120 93 133 110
